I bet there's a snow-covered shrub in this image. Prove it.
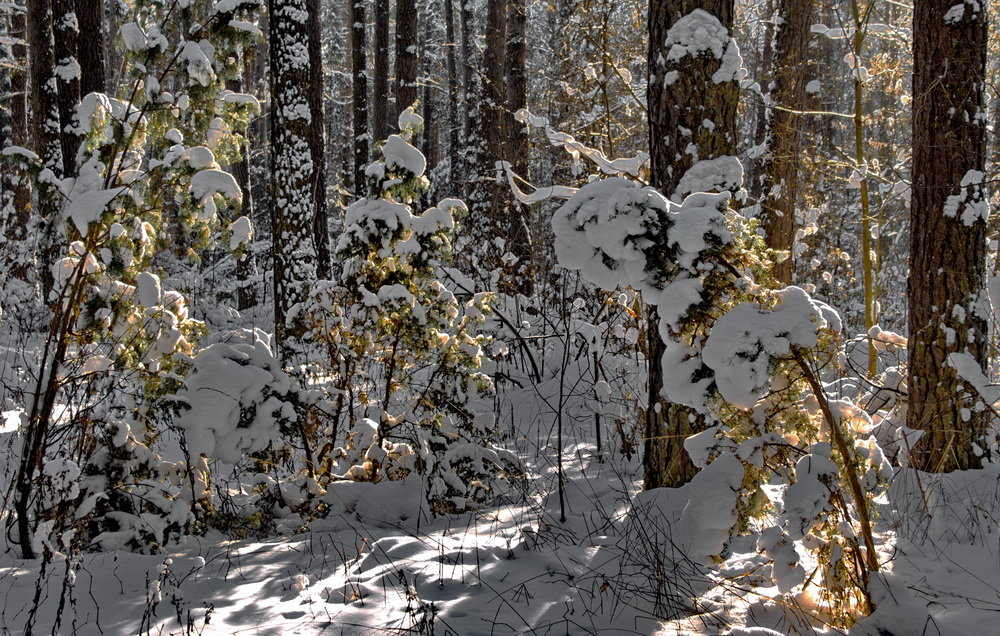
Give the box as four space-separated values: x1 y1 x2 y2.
551 175 890 625
3 0 263 557
302 112 520 515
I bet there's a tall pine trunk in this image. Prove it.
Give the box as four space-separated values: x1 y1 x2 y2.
269 0 319 354
373 0 390 141
645 0 738 489
394 0 418 119
908 0 990 472
52 0 81 176
306 0 330 279
75 0 105 95
443 0 459 187
759 0 812 285
351 0 369 193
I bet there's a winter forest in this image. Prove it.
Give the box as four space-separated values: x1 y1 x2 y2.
2 0 999 633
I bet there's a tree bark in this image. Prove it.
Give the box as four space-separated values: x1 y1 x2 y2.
269 0 319 355
351 0 369 194
1 7 30 281
28 0 62 176
759 0 812 285
28 0 63 296
306 0 330 279
394 0 419 120
52 0 81 176
443 0 459 187
645 0 738 489
373 0 390 141
908 0 990 472
75 0 105 95
504 0 527 178
482 0 507 161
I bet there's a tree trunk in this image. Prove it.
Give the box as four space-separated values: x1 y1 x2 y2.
1 7 31 282
373 0 390 141
504 0 527 178
52 0 81 176
269 0 319 355
459 0 474 163
420 15 439 180
306 0 330 279
645 0 738 489
759 0 811 285
443 0 459 187
908 0 990 472
75 0 105 95
351 0 369 194
28 0 63 296
394 0 418 120
482 0 507 161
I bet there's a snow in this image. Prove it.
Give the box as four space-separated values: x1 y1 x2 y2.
376 134 427 177
942 169 989 226
679 452 743 565
174 330 290 464
228 216 253 250
674 155 744 202
66 187 127 235
665 9 731 63
702 287 839 408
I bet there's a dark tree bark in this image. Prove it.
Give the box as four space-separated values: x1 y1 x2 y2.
908 0 990 472
52 0 81 176
504 0 527 178
443 0 459 186
1 8 30 281
482 0 507 160
459 0 474 154
269 0 319 355
645 0 738 489
420 15 439 177
306 0 330 279
373 0 390 140
394 0 418 120
28 0 62 175
28 0 63 296
226 71 258 311
759 0 813 284
75 0 106 95
351 0 369 194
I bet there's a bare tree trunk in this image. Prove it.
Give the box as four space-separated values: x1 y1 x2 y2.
227 69 258 310
908 0 990 472
482 0 507 161
443 0 459 186
505 0 527 178
28 0 63 297
759 0 813 284
52 0 81 176
394 0 418 119
645 0 738 489
75 0 105 95
351 0 369 194
1 7 31 281
307 0 330 279
269 0 319 354
459 0 473 157
373 0 390 141
420 15 439 177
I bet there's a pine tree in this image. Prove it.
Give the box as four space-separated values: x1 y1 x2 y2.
645 0 740 489
269 0 319 354
759 0 812 285
908 0 990 471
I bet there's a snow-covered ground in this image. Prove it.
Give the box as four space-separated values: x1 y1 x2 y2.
5 375 1000 636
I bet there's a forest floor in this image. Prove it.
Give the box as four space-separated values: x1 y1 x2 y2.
3 375 1000 635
